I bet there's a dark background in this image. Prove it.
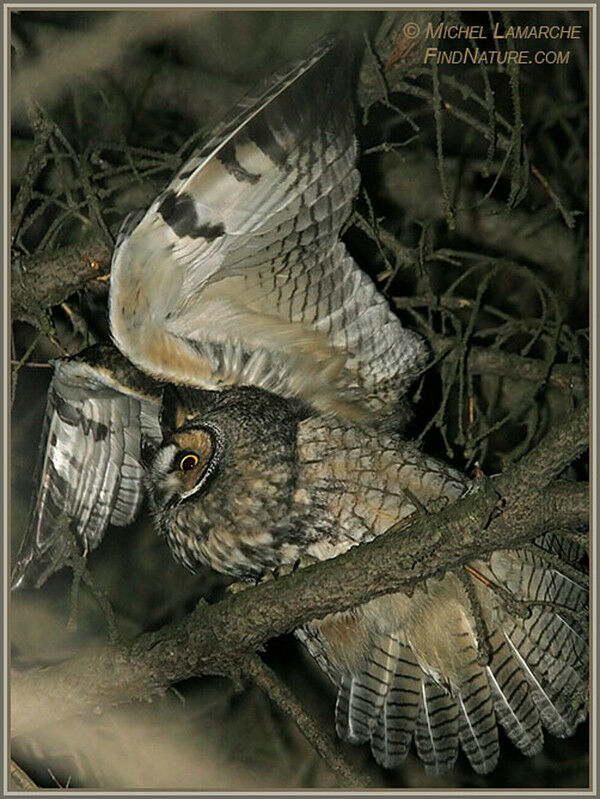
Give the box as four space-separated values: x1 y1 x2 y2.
10 8 589 790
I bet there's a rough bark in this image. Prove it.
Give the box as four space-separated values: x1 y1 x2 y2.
12 239 111 328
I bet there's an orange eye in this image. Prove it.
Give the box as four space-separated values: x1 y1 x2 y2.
178 452 199 471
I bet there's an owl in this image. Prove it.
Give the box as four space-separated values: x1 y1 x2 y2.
13 35 588 776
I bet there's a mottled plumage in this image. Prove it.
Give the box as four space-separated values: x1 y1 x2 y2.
14 34 588 776
147 383 587 775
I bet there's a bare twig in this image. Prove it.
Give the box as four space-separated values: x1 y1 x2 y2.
380 154 577 278
427 335 586 398
389 79 575 228
246 655 371 788
11 103 51 247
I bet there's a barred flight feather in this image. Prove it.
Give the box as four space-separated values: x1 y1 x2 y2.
415 680 459 774
109 34 427 418
294 625 339 685
534 532 588 566
335 671 389 744
457 687 499 774
338 635 403 747
12 346 162 589
502 629 583 737
318 534 587 774
485 632 543 756
370 639 421 768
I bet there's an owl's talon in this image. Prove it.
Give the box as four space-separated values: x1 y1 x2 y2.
227 581 253 595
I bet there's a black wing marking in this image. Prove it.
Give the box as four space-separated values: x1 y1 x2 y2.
109 35 426 419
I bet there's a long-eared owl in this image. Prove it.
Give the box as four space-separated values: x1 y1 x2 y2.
13 34 588 776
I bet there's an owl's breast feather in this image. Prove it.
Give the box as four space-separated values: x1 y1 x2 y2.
159 457 304 579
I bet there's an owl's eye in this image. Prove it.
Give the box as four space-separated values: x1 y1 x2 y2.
171 427 220 499
178 452 199 471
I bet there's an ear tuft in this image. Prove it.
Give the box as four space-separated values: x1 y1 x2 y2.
160 385 222 433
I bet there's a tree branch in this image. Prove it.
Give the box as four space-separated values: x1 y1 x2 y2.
11 104 52 247
542 481 589 527
11 239 111 328
498 400 588 492
381 154 577 278
428 335 586 398
11 403 588 738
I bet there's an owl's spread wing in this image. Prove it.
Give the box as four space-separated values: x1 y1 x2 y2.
109 34 426 418
12 345 162 589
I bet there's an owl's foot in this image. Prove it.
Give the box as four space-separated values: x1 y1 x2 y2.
226 555 321 594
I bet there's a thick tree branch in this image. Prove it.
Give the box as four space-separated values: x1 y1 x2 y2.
11 239 111 328
497 400 588 492
542 481 589 528
11 403 588 738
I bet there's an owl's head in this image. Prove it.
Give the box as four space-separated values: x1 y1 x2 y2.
146 384 309 575
148 383 304 509
146 386 224 512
